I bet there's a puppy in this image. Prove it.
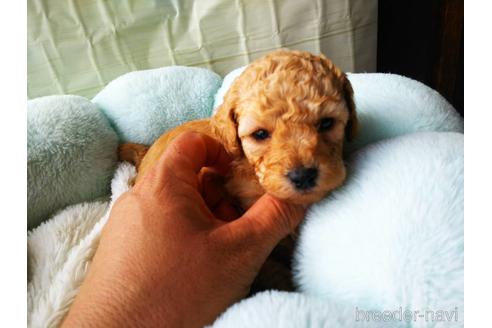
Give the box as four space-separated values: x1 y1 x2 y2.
120 49 357 291
121 49 357 209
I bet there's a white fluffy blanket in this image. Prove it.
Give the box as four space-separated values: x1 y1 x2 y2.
28 131 464 328
212 132 463 328
27 163 136 328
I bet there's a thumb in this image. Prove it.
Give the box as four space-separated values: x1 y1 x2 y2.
230 194 306 249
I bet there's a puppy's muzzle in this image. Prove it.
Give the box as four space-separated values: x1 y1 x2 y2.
287 167 318 191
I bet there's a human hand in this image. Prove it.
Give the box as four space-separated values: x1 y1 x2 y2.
62 132 306 327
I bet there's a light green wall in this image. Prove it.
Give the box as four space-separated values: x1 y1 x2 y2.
28 0 378 99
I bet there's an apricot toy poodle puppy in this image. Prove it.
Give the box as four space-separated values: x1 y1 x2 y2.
120 49 358 211
119 49 357 292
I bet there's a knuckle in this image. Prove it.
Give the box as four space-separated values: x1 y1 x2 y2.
269 197 305 232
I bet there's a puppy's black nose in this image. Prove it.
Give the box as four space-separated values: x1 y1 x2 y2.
287 167 318 190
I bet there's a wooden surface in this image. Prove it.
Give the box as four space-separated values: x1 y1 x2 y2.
377 0 463 116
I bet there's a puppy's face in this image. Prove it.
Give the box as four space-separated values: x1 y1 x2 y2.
213 50 357 205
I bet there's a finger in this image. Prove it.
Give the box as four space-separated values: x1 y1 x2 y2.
212 200 240 222
158 132 232 178
198 170 240 221
227 194 306 249
198 168 227 210
137 132 232 193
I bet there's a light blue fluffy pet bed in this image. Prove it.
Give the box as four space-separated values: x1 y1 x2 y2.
27 67 222 229
27 65 464 327
27 95 119 228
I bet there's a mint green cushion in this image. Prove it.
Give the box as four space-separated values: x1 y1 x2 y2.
28 68 222 229
93 66 222 145
27 95 119 229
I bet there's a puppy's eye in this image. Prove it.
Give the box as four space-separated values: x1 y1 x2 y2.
252 129 270 141
318 118 334 132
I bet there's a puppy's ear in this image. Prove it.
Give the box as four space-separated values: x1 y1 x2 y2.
211 96 242 157
341 74 358 142
318 54 358 142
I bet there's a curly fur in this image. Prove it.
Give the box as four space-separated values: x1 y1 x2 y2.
121 49 357 209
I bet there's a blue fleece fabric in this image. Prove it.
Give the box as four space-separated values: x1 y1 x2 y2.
93 66 222 145
27 95 119 229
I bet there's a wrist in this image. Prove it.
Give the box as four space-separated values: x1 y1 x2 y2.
62 267 183 327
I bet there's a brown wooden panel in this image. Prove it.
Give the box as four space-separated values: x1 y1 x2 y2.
377 0 463 116
433 0 464 114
